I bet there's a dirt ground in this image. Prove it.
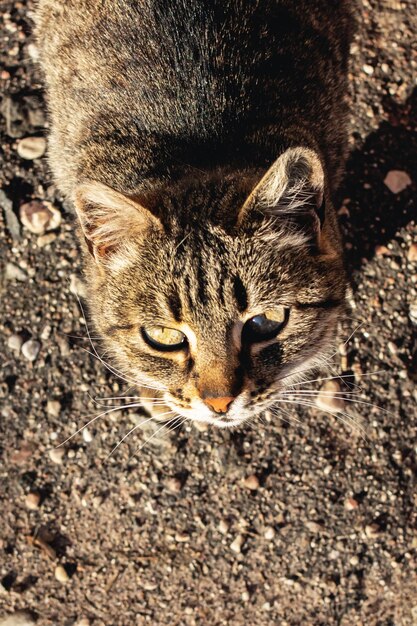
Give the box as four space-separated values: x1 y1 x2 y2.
1 1 416 625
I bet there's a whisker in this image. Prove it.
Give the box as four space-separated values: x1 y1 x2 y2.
128 415 186 461
279 390 395 416
106 411 174 459
274 398 368 441
73 292 163 392
285 369 388 389
81 347 161 390
56 401 143 447
327 320 366 360
268 406 303 427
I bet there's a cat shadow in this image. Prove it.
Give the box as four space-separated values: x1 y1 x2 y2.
336 87 416 274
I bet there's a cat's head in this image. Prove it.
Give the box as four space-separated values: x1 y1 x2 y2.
74 147 346 427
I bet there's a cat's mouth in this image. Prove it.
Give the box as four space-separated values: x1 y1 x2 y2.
164 393 259 429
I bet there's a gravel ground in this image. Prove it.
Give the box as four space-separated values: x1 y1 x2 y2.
1 1 416 625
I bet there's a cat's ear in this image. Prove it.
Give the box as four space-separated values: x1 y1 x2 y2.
74 181 162 262
238 147 325 242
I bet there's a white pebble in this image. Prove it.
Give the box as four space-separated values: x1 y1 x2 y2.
344 497 359 511
82 428 93 443
230 534 245 553
243 474 260 490
7 334 23 352
47 399 61 418
362 64 374 75
25 492 41 510
54 565 69 583
264 526 275 540
20 200 61 235
409 302 417 324
316 380 345 413
37 233 57 248
16 136 46 160
21 339 41 362
383 170 412 194
5 262 27 282
49 447 65 465
218 519 230 534
166 477 182 493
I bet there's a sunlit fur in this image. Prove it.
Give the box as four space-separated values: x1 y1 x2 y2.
35 0 354 426
75 172 347 427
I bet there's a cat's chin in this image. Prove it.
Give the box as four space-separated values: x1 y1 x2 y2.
192 415 251 429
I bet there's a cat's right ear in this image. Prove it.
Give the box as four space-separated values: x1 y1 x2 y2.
74 181 162 263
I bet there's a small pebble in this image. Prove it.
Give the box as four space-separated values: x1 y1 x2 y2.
7 334 23 352
193 420 209 432
49 447 65 465
174 532 189 542
166 477 182 493
20 200 61 235
230 534 245 553
243 474 260 490
365 523 381 539
74 620 90 626
264 526 275 540
362 64 374 75
54 564 69 583
349 555 359 566
16 136 46 160
409 302 417 325
47 399 61 418
37 233 57 247
0 612 36 626
387 341 398 355
305 521 323 533
25 492 41 510
344 497 359 511
316 380 345 413
383 170 412 194
21 339 41 362
5 262 27 282
218 519 230 534
407 243 417 262
82 428 93 443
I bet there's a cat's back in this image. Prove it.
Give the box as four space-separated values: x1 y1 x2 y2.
35 0 354 195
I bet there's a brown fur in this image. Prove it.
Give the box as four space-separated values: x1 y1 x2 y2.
35 0 354 426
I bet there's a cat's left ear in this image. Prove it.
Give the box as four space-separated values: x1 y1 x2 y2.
74 181 162 262
238 147 326 247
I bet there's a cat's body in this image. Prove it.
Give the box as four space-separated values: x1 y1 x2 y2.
35 0 354 427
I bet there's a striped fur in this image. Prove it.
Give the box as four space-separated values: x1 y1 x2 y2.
35 0 354 425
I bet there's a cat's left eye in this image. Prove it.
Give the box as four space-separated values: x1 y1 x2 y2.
242 307 289 343
141 326 187 351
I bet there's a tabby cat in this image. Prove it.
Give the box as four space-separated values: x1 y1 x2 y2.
35 0 354 427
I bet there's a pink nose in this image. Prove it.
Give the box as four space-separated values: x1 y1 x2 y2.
203 396 235 414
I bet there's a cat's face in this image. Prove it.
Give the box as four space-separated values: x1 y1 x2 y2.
75 148 347 427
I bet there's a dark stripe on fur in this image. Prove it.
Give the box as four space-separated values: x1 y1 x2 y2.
233 275 248 312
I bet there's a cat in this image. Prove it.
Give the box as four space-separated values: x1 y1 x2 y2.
34 0 354 428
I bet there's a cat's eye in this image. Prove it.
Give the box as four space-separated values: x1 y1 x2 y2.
141 326 187 351
242 307 289 343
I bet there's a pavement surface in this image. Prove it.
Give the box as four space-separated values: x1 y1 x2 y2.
0 1 416 625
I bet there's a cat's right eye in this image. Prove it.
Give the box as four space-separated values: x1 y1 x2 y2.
141 326 187 352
